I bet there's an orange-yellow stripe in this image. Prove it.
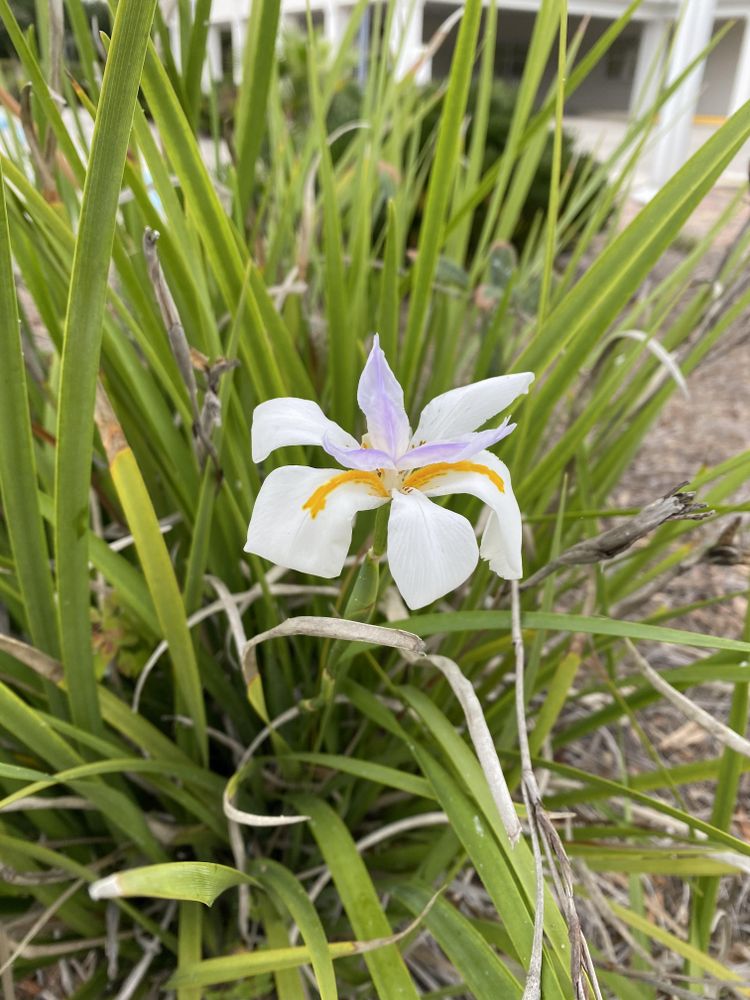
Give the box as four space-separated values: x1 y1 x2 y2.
403 461 505 493
303 470 389 519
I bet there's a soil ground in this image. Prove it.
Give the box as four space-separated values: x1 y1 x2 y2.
622 185 750 641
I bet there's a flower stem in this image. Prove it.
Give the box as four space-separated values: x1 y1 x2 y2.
371 503 390 559
314 506 390 748
341 504 389 622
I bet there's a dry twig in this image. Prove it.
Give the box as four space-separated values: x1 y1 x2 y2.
511 581 605 1000
0 865 71 887
111 901 176 1000
19 86 57 201
418 653 522 846
612 515 748 618
511 581 546 1000
523 483 711 590
143 228 236 471
626 639 750 759
241 615 424 687
0 880 84 978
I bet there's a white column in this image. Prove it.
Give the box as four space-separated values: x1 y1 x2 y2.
203 24 222 89
645 0 718 194
231 18 248 86
729 17 750 114
168 21 182 72
629 18 669 117
390 0 429 84
324 0 349 54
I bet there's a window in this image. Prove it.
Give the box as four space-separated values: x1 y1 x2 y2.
219 26 233 81
496 42 527 80
605 38 638 81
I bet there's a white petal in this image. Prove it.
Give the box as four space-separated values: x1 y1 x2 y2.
251 398 358 463
480 509 522 579
245 466 389 577
387 489 478 610
411 372 534 443
416 451 523 579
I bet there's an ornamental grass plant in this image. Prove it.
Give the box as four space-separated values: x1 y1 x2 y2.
1 0 749 996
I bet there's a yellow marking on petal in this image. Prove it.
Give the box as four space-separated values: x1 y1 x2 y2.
303 470 389 519
403 461 505 494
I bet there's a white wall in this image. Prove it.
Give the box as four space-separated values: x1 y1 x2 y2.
163 0 750 118
700 18 744 116
208 0 247 21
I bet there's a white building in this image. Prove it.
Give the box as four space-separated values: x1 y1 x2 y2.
162 1 750 189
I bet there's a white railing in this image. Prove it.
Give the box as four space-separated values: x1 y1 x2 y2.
161 0 430 88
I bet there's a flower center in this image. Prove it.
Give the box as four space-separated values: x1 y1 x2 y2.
302 462 504 520
303 470 389 519
402 461 505 494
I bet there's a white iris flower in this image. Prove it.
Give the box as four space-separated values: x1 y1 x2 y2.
245 336 534 610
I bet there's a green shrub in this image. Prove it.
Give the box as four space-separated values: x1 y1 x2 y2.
0 2 748 997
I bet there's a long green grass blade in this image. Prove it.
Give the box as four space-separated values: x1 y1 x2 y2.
0 684 163 857
400 0 482 395
235 0 281 213
54 0 158 735
90 862 256 905
182 0 212 125
98 404 207 764
293 794 420 999
391 883 522 998
412 745 568 998
517 101 750 455
0 161 58 660
249 858 339 1000
177 900 202 1000
2 0 749 992
167 939 387 990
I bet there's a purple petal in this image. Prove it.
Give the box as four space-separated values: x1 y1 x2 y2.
397 418 516 471
357 335 411 459
322 434 396 471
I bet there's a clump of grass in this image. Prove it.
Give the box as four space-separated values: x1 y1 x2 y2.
0 1 749 996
